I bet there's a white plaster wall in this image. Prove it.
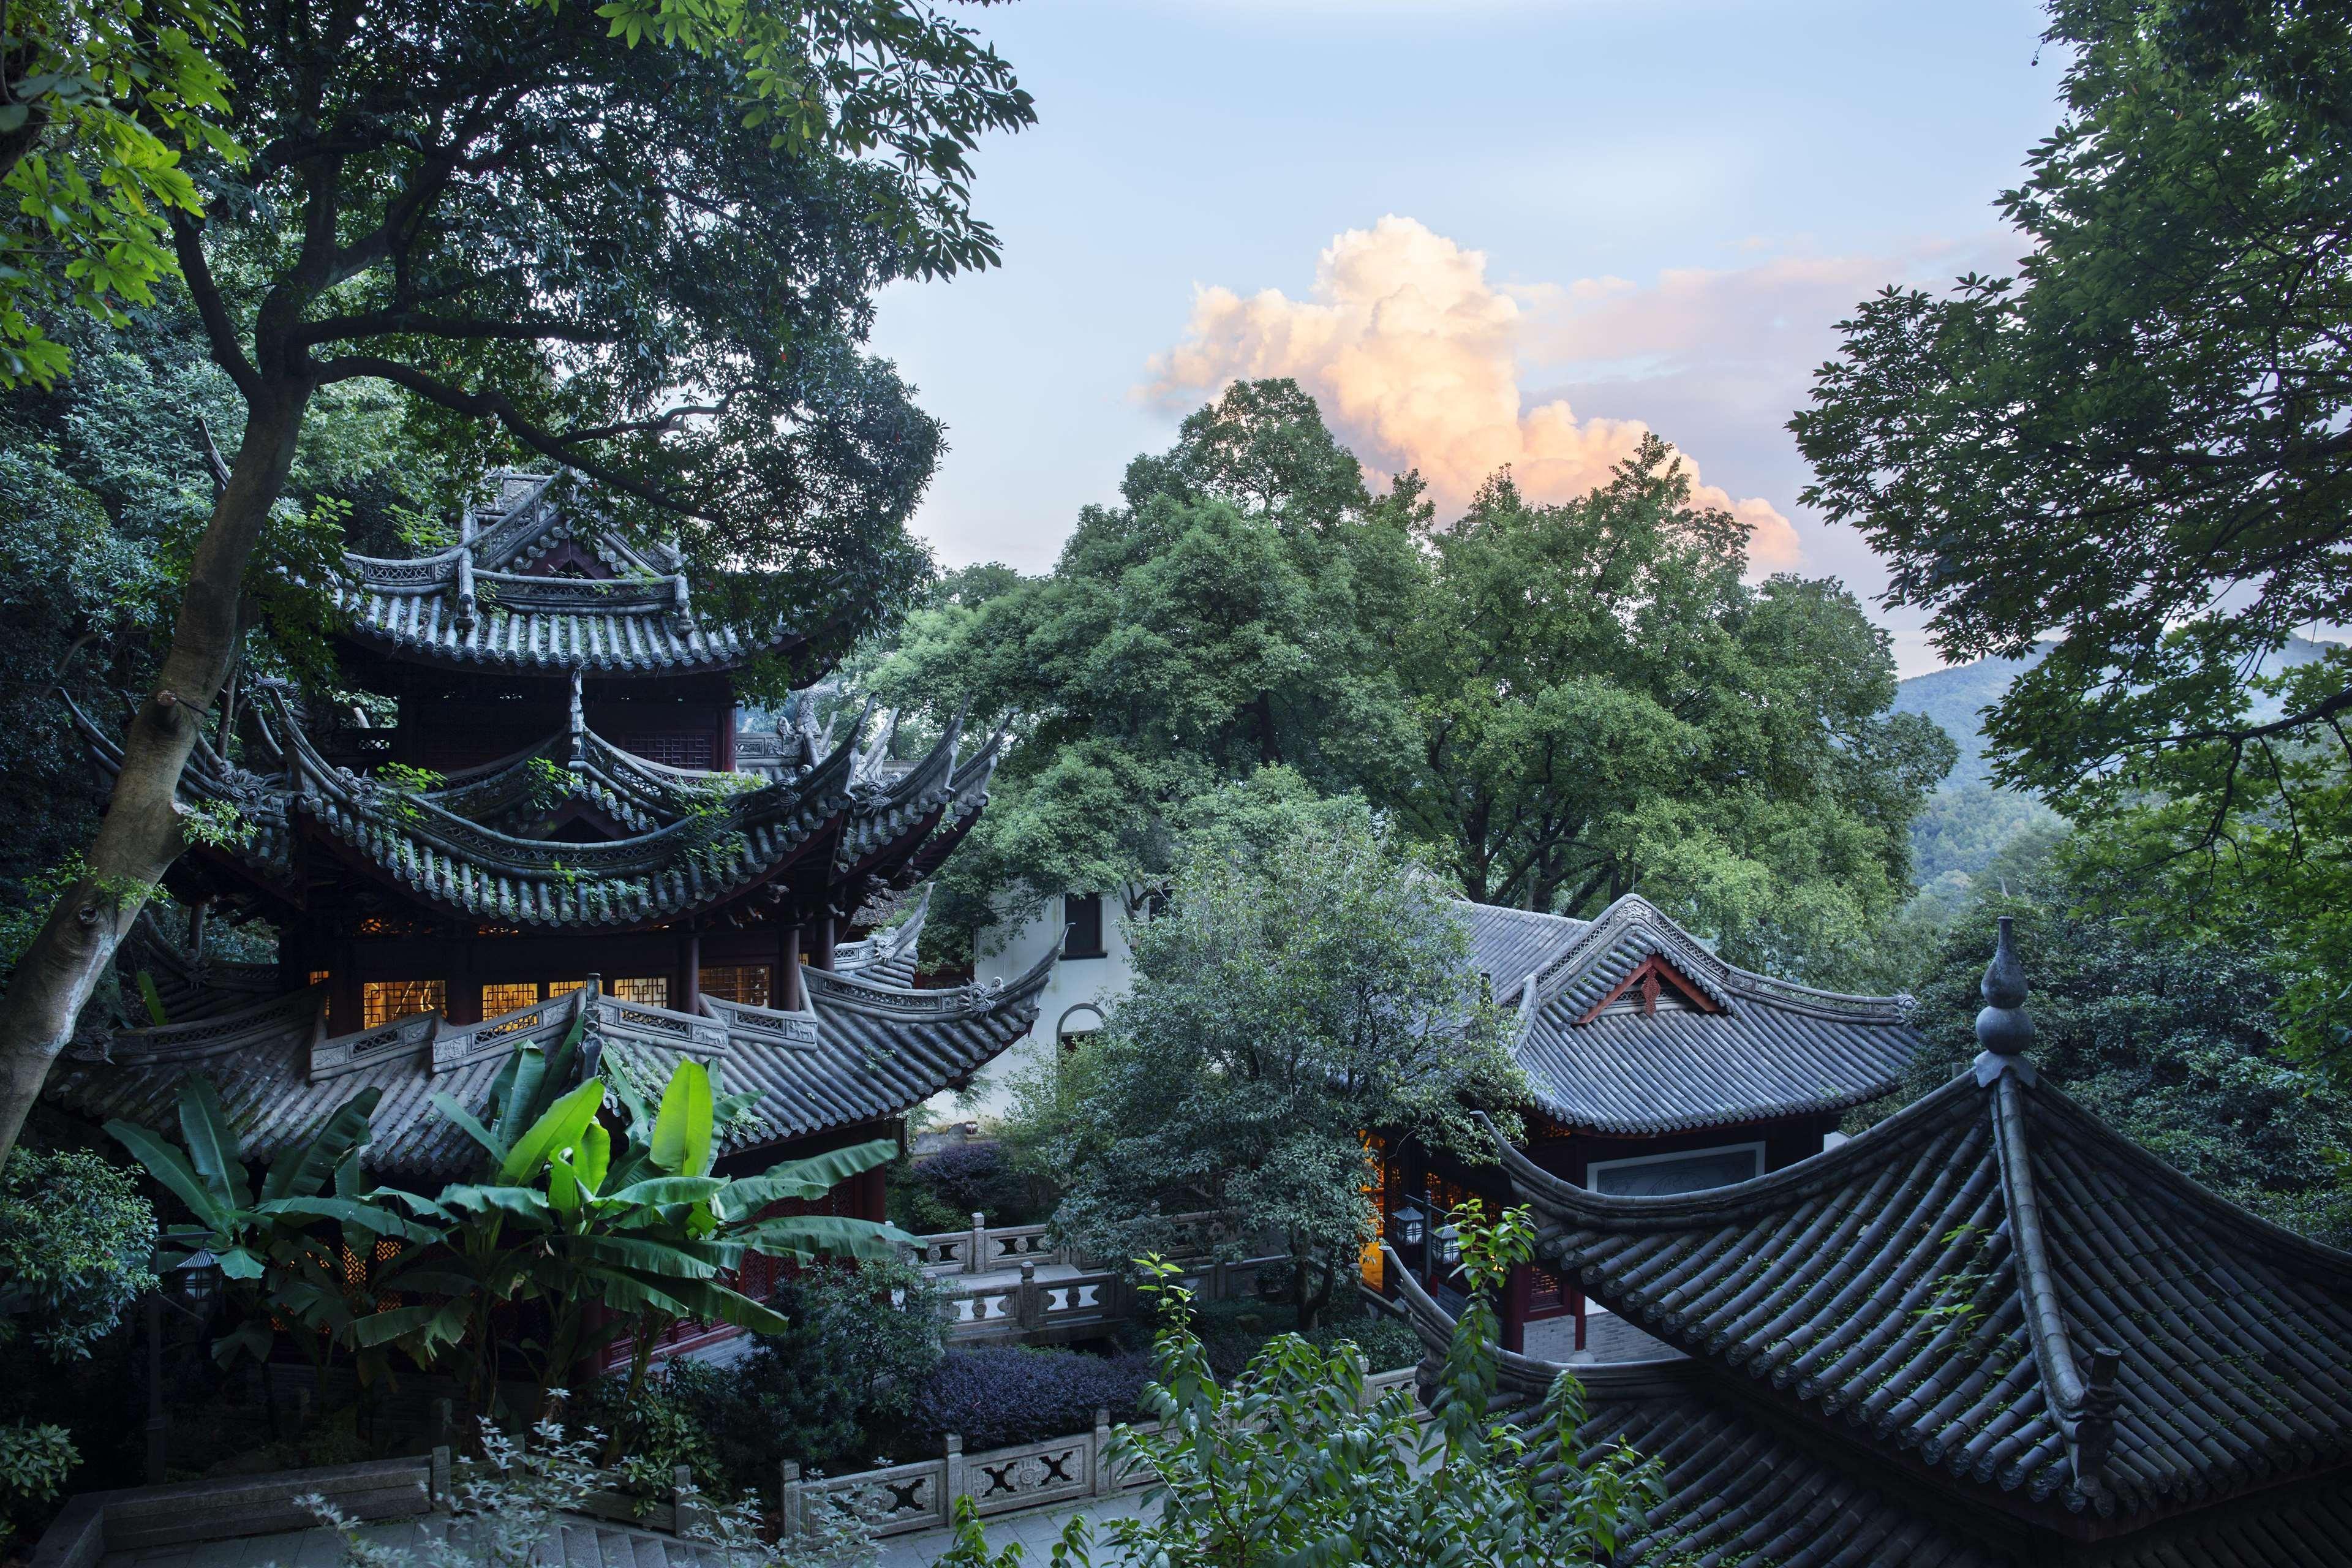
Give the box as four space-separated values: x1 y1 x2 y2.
946 891 1139 1123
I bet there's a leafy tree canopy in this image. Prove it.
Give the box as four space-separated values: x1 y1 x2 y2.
1009 780 1525 1327
0 0 243 386
1793 0 2352 815
1879 821 2352 1245
868 381 1421 941
873 383 1944 990
1392 442 1954 986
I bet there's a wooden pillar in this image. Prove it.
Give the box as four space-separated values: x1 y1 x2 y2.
811 913 836 971
680 930 701 1014
447 933 480 1026
1501 1264 1529 1355
777 924 805 1011
330 940 360 1035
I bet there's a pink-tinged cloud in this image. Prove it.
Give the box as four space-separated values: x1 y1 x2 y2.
1142 216 1806 571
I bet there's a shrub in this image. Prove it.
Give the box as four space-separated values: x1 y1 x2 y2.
908 1347 1153 1452
910 1142 1045 1226
0 1147 156 1360
1186 1297 1422 1379
0 1422 77 1554
629 1257 951 1487
570 1371 724 1499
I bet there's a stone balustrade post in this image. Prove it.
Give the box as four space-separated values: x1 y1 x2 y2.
1092 1408 1115 1497
1017 1261 1041 1329
970 1212 987 1275
778 1460 804 1537
673 1464 701 1538
944 1434 967 1513
431 1446 452 1510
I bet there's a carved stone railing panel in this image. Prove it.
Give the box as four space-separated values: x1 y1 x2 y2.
968 1436 1090 1518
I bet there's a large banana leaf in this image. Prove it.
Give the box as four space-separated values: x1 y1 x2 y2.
431 1093 510 1167
258 1196 441 1243
499 1076 605 1185
105 1117 231 1233
176 1077 251 1212
434 1183 554 1219
262 1088 382 1202
648 1058 714 1176
600 1175 726 1209
715 1137 899 1218
731 1212 913 1263
568 1234 728 1278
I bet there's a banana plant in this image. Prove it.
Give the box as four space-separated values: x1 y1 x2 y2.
358 1047 907 1423
104 1077 434 1398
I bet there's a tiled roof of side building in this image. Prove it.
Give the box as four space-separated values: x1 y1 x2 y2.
1491 1063 2352 1527
47 952 1052 1183
331 469 804 676
1457 894 1921 1135
1389 1272 2352 1568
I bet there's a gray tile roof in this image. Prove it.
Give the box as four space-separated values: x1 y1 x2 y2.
67 690 1000 933
1396 1276 2352 1566
48 955 1051 1183
330 470 797 676
1493 1067 2352 1526
1458 895 1920 1135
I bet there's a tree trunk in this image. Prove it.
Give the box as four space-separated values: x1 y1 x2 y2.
0 387 310 1164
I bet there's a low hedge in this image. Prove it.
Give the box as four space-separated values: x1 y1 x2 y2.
907 1346 1154 1452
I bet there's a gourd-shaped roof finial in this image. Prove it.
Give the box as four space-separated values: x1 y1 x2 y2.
1973 914 2036 1083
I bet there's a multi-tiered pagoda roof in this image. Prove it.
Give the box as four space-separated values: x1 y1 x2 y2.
57 467 1045 1184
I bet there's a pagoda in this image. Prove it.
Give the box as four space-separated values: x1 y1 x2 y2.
50 469 1051 1232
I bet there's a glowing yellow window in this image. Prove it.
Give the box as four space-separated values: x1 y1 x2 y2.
698 965 771 1008
609 976 671 1006
361 979 445 1027
480 982 540 1017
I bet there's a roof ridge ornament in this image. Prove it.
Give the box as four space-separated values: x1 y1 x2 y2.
567 668 588 771
1973 914 2036 1085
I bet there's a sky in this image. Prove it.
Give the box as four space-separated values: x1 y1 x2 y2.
866 0 2064 673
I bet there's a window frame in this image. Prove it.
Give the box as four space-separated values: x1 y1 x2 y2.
1585 1140 1766 1196
1061 891 1107 959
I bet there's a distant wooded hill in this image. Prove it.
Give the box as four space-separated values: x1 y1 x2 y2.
1890 635 2343 902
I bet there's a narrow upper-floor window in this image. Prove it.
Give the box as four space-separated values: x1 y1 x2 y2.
1063 892 1107 959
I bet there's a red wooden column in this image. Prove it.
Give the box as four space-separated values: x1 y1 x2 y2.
1502 1265 1531 1355
811 913 837 970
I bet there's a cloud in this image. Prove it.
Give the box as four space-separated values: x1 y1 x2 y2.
1142 216 1807 570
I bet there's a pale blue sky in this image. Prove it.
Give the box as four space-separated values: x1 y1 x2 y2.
867 0 2064 671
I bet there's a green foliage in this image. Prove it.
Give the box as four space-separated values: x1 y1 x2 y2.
1393 445 1952 987
0 0 244 386
0 1146 156 1359
938 1218 1667 1568
1877 827 2352 1244
0 1420 77 1554
1793 0 2352 813
1015 783 1525 1327
1183 1297 1420 1381
868 380 1421 941
873 383 1945 991
676 1254 949 1479
1906 784 2062 912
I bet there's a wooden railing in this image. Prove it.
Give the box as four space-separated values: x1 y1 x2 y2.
780 1366 1422 1540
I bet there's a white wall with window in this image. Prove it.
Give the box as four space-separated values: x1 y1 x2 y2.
956 888 1140 1120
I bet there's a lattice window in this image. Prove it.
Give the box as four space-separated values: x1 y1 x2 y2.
545 980 586 1000
307 970 330 987
361 979 445 1027
481 981 540 1017
610 975 671 1006
699 965 771 1008
626 734 715 768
